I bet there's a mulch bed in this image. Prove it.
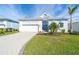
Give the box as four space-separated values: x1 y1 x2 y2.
37 32 69 36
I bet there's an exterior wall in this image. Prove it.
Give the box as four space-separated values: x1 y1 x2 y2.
19 20 68 33
48 21 68 33
0 20 19 30
6 21 19 29
19 21 42 32
72 22 79 32
0 20 6 28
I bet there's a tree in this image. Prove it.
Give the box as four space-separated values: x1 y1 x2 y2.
68 5 78 34
49 22 58 34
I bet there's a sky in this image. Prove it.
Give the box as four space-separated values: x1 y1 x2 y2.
0 4 79 21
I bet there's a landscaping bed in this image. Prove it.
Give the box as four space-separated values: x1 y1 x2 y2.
0 28 18 36
0 32 18 36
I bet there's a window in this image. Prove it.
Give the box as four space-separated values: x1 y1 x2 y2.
0 24 5 26
59 22 64 28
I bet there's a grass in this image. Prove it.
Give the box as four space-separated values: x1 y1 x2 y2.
23 34 79 55
0 32 18 36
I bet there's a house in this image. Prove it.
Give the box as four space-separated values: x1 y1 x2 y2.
19 18 68 33
19 12 68 33
0 18 19 31
72 22 79 32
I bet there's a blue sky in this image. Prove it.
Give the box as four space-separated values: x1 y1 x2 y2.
0 4 79 21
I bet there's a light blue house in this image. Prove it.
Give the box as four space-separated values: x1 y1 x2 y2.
0 18 19 31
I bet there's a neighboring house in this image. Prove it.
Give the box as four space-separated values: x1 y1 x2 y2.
72 22 79 32
0 18 19 31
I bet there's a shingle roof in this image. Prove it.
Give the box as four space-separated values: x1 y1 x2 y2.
48 18 68 21
19 18 68 21
0 18 19 23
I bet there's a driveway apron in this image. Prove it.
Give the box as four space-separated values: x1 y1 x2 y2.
0 32 37 55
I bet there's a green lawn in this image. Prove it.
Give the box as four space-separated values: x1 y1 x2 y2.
23 34 79 55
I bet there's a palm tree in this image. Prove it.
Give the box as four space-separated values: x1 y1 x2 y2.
49 22 58 34
68 5 78 34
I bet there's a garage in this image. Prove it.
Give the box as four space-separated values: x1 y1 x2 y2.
19 24 39 32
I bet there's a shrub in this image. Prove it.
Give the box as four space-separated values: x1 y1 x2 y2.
0 28 5 34
13 29 19 32
49 22 58 34
11 28 17 32
5 28 18 32
5 28 11 32
61 29 65 33
68 30 70 33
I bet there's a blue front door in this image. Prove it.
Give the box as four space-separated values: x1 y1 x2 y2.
42 20 48 32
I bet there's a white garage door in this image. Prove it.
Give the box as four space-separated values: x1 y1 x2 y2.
20 25 39 32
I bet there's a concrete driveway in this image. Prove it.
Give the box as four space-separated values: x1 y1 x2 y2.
0 32 37 55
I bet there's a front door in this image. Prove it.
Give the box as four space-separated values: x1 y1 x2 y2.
42 20 48 32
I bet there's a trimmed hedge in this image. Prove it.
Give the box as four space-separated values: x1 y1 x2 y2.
5 28 18 32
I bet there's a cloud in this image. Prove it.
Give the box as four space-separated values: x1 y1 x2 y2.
35 4 69 19
0 4 25 20
0 4 78 21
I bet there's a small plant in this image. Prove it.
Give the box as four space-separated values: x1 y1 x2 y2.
68 30 71 33
61 29 65 33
